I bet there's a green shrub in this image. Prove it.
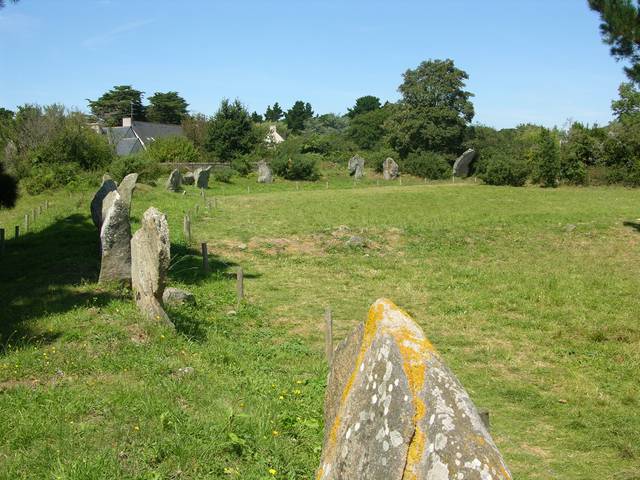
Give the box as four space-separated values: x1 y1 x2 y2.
110 153 162 184
213 166 233 183
366 148 397 173
402 150 451 179
22 162 79 195
479 154 529 186
146 136 199 164
231 153 257 177
271 154 320 181
531 128 560 187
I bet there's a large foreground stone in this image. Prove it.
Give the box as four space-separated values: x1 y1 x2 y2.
166 169 182 192
163 287 196 306
257 160 273 183
453 149 476 177
90 174 117 227
383 157 399 180
98 173 138 284
131 207 172 326
195 166 212 189
348 155 365 179
317 298 511 480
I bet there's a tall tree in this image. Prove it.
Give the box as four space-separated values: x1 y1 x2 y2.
386 59 474 157
347 95 381 118
205 99 258 161
87 85 146 127
146 91 188 124
264 102 284 122
285 101 314 133
589 0 640 83
251 111 263 123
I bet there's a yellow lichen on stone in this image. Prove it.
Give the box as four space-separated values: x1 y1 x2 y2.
318 299 388 478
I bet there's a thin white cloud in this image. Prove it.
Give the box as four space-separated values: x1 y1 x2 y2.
82 19 154 48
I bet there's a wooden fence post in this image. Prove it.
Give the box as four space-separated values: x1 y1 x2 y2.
14 225 19 239
24 214 29 233
236 267 244 305
325 307 333 364
0 228 5 255
183 214 191 244
201 242 210 274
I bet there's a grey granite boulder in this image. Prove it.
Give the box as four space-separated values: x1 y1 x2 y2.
183 171 195 185
131 207 172 326
317 298 511 480
166 169 182 192
195 166 212 189
162 287 196 306
453 149 476 177
382 157 399 180
98 173 138 284
257 160 273 183
90 174 117 228
348 155 365 179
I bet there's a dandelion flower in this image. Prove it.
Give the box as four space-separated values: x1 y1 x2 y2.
272 430 279 436
268 468 277 476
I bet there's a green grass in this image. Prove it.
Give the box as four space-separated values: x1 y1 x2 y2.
1 173 639 479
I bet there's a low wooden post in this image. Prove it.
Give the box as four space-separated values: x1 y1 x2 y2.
325 307 333 364
247 186 250 194
45 200 49 210
0 228 5 255
399 177 402 186
212 197 217 209
24 214 29 232
326 181 329 189
14 225 19 239
296 182 299 191
183 214 191 244
201 242 210 274
236 267 244 304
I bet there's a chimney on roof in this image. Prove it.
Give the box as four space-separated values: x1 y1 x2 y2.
122 117 133 127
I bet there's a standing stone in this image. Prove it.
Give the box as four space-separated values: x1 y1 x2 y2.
183 171 195 185
453 149 476 177
166 169 182 192
131 207 172 326
382 157 399 180
99 173 138 284
90 174 117 228
317 298 511 480
195 166 212 189
348 155 365 179
257 160 273 183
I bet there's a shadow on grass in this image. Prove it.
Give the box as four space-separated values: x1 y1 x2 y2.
169 243 261 284
167 308 207 342
623 221 640 233
0 213 120 352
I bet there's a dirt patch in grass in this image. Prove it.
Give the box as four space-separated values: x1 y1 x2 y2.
215 226 404 258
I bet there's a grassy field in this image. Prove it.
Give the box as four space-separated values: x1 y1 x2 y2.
1 173 639 479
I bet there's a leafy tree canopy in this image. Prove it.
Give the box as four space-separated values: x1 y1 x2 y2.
146 91 188 125
589 0 640 83
87 85 146 127
347 95 381 118
205 99 258 161
251 111 263 123
285 101 314 133
612 81 640 118
265 102 284 122
386 59 474 157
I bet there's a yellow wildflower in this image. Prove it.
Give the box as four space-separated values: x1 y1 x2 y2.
268 468 277 476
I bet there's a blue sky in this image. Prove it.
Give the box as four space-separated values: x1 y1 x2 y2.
0 0 629 129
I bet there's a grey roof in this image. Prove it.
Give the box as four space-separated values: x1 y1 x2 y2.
101 121 184 156
116 137 143 156
131 121 183 148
